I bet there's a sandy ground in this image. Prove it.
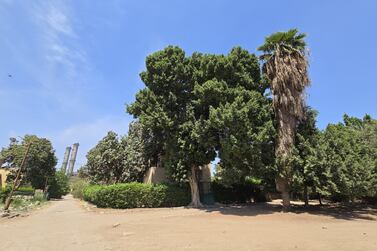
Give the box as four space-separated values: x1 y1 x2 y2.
0 195 376 251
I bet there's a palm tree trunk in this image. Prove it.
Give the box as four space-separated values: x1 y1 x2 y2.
275 113 296 211
188 166 203 208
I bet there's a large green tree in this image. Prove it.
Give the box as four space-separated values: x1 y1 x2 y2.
128 46 272 207
0 135 57 189
258 29 310 209
317 115 377 202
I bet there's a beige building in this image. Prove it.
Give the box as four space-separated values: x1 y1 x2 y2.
0 168 11 188
143 164 212 195
143 164 211 184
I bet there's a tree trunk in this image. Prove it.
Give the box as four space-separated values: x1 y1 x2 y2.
275 112 297 211
318 193 323 206
276 177 290 211
304 184 309 207
282 190 290 210
188 166 203 208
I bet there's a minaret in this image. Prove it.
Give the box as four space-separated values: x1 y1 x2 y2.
67 143 79 176
60 146 71 174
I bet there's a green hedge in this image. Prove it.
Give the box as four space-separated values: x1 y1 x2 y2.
83 182 190 209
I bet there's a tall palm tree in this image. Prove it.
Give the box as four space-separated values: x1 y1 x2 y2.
258 29 310 210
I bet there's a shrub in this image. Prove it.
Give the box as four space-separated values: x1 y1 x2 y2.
33 189 45 201
70 178 90 199
82 182 190 209
49 171 70 199
0 187 10 203
0 186 35 203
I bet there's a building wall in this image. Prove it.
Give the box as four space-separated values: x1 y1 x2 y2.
0 169 11 188
143 164 212 185
143 166 167 184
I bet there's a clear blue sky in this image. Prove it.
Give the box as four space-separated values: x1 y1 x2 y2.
1 0 376 170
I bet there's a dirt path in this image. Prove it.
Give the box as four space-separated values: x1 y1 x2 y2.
0 195 376 251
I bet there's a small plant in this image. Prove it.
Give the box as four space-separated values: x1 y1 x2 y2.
70 178 90 199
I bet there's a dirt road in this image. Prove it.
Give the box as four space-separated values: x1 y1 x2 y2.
0 195 376 251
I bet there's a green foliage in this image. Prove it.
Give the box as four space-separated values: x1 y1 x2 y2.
82 182 190 208
210 88 275 184
290 108 323 195
128 46 273 189
0 135 57 189
70 178 90 199
48 171 70 199
122 121 150 181
258 28 306 59
212 180 267 204
85 122 150 185
290 113 377 202
317 115 377 202
15 186 35 196
85 131 125 184
0 187 10 203
33 189 46 201
0 186 35 203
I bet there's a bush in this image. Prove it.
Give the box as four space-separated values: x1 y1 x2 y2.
0 187 10 203
49 171 70 199
70 178 90 199
212 181 267 204
1 186 36 203
83 182 190 209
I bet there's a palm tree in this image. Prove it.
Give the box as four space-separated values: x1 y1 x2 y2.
258 29 310 210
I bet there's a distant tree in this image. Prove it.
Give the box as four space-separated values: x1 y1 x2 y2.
317 115 377 202
48 170 70 199
258 29 310 210
0 135 57 189
122 121 150 182
77 165 89 179
85 125 150 185
86 131 126 184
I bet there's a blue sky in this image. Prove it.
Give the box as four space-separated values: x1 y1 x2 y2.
1 0 376 170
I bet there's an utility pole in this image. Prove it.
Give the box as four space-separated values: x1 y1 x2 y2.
67 143 79 176
4 142 32 211
60 146 71 174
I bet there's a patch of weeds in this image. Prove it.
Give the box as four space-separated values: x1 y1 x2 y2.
1 195 47 213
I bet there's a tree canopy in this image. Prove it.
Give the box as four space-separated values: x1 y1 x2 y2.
0 135 57 189
85 121 150 184
128 46 274 206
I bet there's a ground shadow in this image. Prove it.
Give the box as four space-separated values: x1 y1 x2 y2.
200 202 377 221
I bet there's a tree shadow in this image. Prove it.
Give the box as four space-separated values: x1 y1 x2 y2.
201 202 377 221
